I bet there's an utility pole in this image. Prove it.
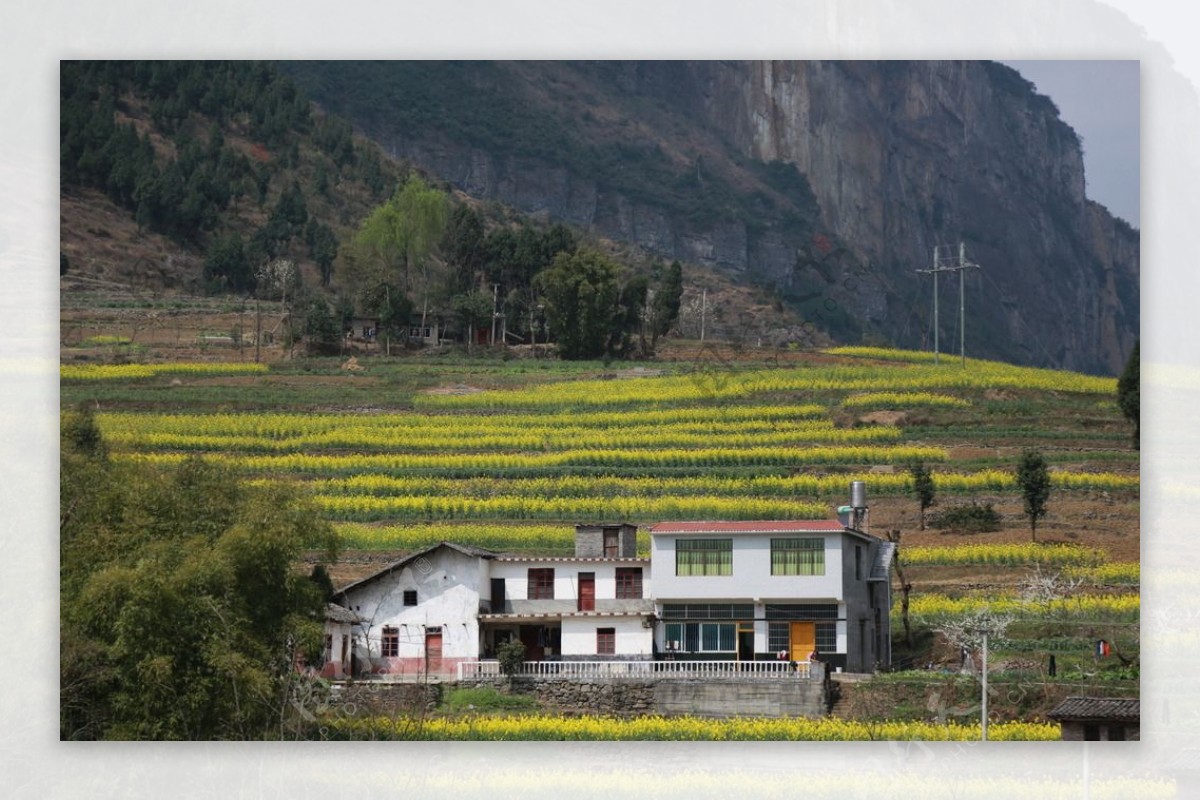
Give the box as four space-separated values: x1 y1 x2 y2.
700 289 707 343
981 629 989 741
490 283 499 347
917 242 979 365
959 242 968 367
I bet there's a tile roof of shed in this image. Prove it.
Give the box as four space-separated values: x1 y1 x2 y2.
1047 697 1140 722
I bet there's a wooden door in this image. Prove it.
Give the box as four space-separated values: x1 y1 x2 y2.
790 622 816 662
425 629 443 674
520 625 541 661
578 572 595 612
490 577 506 613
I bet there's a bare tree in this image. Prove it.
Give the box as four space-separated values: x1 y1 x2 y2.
255 258 297 356
933 609 1014 674
887 530 914 650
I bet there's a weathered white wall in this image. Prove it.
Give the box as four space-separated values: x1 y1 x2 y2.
561 617 653 657
320 620 354 678
340 548 484 667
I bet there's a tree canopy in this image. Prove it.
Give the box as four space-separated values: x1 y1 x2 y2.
535 248 627 360
1117 339 1139 450
348 174 449 336
60 407 339 740
908 462 935 530
1015 449 1051 542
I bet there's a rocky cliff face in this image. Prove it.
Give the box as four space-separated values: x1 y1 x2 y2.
287 60 1138 374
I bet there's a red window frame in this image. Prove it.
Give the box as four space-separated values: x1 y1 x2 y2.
597 627 616 655
615 567 643 599
381 626 399 658
528 568 555 600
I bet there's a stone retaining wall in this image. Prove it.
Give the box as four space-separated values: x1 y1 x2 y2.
460 675 827 718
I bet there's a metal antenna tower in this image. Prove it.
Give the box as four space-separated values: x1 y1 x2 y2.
916 242 980 365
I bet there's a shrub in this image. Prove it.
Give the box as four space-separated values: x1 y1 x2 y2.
927 502 1001 533
496 639 526 677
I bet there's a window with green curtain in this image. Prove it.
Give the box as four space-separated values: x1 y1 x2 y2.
675 538 733 576
770 537 825 575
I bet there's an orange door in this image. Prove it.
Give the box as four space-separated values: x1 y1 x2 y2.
425 630 443 673
790 622 815 661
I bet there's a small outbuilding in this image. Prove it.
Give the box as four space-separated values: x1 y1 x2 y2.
320 603 360 679
1047 696 1139 741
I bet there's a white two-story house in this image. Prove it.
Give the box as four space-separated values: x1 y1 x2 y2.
649 519 893 674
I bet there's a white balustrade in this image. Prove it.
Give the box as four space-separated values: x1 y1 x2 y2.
457 659 811 680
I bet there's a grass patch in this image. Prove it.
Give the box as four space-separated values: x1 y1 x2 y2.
441 687 539 713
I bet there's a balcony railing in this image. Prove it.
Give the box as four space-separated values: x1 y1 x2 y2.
457 659 813 681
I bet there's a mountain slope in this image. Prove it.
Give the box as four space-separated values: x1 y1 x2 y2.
283 60 1138 374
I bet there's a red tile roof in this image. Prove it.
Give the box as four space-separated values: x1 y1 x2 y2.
649 520 846 534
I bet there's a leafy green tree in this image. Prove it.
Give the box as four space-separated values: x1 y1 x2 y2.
302 296 341 355
1117 340 1139 450
452 290 494 352
60 421 339 740
535 248 626 360
1015 449 1051 542
442 204 487 295
305 221 339 287
358 278 414 348
203 232 254 293
649 259 684 350
909 462 936 530
349 174 449 338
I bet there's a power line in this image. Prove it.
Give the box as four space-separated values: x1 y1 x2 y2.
916 242 980 366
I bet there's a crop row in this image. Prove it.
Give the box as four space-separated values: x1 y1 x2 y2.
118 444 950 474
905 592 1139 620
415 360 1116 410
315 494 828 522
842 392 971 409
310 471 1138 500
61 362 269 381
327 714 1059 741
1064 562 1140 585
331 522 608 553
95 404 829 438
901 543 1106 567
100 422 902 454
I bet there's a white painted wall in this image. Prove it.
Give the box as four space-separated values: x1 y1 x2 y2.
650 532 845 601
488 560 649 601
561 617 653 657
341 548 484 661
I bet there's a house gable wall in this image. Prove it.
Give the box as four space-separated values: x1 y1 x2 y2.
338 547 485 675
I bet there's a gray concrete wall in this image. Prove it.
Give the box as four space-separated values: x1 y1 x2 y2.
653 677 826 718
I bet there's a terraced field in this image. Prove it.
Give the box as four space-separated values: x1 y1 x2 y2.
62 342 1140 706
